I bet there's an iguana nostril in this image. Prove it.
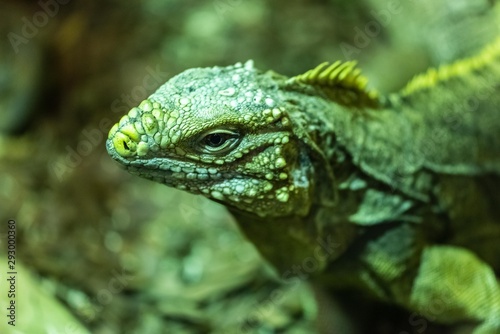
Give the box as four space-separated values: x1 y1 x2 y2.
112 132 137 157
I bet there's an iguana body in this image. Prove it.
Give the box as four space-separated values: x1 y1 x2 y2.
107 38 500 333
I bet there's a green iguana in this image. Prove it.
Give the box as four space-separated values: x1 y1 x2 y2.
106 38 500 333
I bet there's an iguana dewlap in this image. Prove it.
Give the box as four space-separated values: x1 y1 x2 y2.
107 39 500 333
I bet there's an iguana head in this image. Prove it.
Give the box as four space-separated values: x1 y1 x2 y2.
106 61 315 217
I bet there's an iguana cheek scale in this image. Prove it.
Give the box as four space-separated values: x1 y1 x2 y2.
107 39 500 333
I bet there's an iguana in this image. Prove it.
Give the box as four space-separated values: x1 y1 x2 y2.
106 38 500 333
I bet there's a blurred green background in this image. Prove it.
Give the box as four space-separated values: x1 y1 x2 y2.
0 0 498 333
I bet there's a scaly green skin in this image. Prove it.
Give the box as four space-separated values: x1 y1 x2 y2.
107 40 500 332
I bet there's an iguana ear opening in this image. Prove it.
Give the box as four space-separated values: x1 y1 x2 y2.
298 135 338 210
287 61 381 109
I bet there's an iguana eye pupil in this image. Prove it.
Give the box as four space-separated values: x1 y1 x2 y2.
205 133 225 147
198 130 240 154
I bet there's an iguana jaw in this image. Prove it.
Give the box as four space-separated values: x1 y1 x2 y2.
107 131 313 217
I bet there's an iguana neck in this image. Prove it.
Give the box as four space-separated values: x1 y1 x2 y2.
228 205 357 274
279 85 428 201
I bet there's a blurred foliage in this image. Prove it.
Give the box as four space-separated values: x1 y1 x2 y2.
0 0 497 333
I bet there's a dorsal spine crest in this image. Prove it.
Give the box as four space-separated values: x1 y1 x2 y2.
401 37 500 96
289 61 380 109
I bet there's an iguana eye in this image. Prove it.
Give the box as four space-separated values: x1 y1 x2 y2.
198 129 240 154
